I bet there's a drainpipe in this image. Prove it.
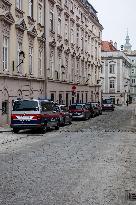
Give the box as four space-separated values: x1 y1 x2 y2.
44 0 47 98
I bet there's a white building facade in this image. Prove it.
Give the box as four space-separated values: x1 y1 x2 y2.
101 51 131 105
45 0 103 106
127 53 136 101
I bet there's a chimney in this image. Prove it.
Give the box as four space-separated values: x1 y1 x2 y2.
114 42 117 49
110 40 113 45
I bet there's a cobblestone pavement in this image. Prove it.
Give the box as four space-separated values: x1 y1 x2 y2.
0 105 136 205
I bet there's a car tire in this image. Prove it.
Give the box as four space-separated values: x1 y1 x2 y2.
55 123 59 130
13 128 19 134
40 126 47 134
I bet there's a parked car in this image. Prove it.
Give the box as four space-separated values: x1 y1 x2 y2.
102 99 115 111
92 102 102 115
10 99 60 133
85 102 98 117
53 105 72 125
69 103 90 120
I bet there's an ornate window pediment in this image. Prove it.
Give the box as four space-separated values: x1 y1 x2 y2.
37 32 45 42
15 18 27 32
27 25 37 37
0 9 15 25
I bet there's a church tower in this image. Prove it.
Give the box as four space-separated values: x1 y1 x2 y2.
124 29 132 52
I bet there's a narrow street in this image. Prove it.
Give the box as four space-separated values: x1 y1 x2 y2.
0 105 136 205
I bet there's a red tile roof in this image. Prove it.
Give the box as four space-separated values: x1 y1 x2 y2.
101 41 117 52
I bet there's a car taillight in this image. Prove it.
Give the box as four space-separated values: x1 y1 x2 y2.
11 114 17 120
32 114 42 120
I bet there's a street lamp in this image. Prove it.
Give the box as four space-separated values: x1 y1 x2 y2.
16 51 25 68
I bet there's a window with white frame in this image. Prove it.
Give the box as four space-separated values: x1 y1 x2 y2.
49 50 54 77
38 50 42 76
29 46 33 74
57 18 61 35
17 41 22 72
16 0 22 10
132 79 136 84
132 69 134 74
29 0 33 18
38 3 43 24
70 28 74 43
109 64 115 74
49 10 54 31
76 27 79 46
81 29 84 50
70 1 73 11
110 80 115 88
3 36 9 71
65 21 68 40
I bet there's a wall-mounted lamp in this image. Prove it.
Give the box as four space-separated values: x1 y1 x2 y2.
16 51 25 68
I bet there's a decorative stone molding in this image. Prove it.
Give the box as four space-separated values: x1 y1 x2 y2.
1 0 11 9
2 21 10 36
27 16 36 26
15 18 27 32
15 7 24 18
57 44 64 51
0 10 15 25
16 29 24 42
64 47 71 55
49 38 56 47
48 0 56 5
27 25 37 38
37 32 45 42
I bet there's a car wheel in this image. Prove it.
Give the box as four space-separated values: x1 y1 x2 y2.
13 128 19 134
55 122 59 130
40 126 47 134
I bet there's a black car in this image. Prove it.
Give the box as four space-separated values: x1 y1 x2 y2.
85 102 98 117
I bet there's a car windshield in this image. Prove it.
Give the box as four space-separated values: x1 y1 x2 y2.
13 100 39 111
69 105 83 109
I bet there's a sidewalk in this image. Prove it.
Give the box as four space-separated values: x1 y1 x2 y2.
0 124 12 132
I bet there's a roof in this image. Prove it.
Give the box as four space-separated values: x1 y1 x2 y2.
101 41 118 52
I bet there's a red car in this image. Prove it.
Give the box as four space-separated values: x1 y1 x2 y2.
69 103 91 120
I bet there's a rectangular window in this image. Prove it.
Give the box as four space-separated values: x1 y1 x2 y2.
38 50 42 76
3 36 9 71
17 42 22 73
110 80 115 88
71 28 74 43
38 3 42 24
132 79 135 84
29 47 33 74
109 64 115 74
65 22 68 40
58 18 61 35
49 11 54 31
29 0 33 18
16 0 22 10
132 69 134 74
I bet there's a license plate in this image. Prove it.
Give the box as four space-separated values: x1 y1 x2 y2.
17 116 32 120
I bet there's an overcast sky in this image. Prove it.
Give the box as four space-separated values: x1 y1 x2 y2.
90 0 136 50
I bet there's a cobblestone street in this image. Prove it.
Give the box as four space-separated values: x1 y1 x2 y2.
0 105 136 205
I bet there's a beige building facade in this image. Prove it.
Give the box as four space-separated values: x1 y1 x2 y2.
0 0 45 125
45 0 103 106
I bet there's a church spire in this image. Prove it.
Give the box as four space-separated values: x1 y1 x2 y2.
124 29 132 52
